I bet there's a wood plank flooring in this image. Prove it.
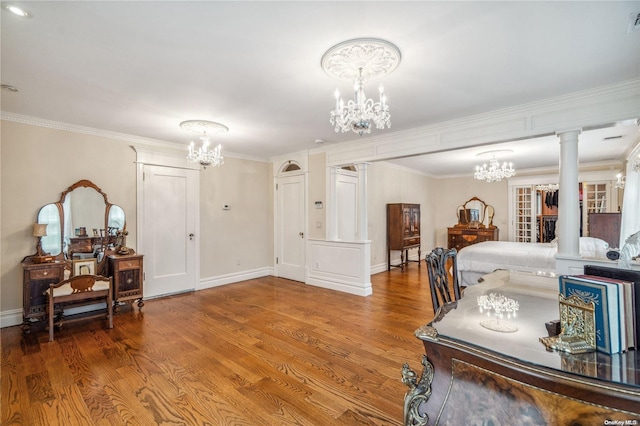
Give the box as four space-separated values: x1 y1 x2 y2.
1 266 434 425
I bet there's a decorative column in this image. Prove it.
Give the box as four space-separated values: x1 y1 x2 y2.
557 130 581 257
327 166 339 241
355 163 369 241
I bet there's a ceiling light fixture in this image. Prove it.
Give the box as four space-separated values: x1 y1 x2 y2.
2 3 31 18
474 150 516 182
180 120 228 169
535 183 559 192
322 38 401 136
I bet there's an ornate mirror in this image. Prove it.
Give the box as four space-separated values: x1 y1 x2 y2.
456 197 494 229
32 179 126 274
37 203 63 256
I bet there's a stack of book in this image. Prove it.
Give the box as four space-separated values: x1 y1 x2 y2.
559 274 637 354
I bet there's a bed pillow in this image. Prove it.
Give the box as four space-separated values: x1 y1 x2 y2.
579 237 609 258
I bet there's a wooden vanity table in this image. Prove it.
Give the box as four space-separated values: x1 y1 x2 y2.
447 197 499 250
22 179 139 333
402 270 640 425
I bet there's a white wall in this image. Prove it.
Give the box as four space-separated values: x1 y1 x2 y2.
367 162 434 271
1 119 274 323
1 120 137 318
433 177 509 246
199 156 273 277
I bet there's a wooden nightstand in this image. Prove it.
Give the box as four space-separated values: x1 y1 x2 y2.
22 260 66 333
107 253 144 311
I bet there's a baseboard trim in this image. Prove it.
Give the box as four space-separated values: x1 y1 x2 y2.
370 254 423 275
198 267 274 290
1 309 23 329
305 275 373 296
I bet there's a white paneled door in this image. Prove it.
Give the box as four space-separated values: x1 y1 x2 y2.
276 173 306 282
141 165 198 298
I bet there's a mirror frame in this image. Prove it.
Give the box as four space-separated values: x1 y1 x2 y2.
31 179 125 274
58 179 112 234
456 196 495 229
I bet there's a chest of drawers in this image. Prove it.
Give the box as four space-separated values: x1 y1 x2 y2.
447 227 499 251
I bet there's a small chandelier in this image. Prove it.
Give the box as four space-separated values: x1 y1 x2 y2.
180 120 228 169
474 150 516 182
535 183 559 191
322 38 401 136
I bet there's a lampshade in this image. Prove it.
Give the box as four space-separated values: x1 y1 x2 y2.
32 223 47 237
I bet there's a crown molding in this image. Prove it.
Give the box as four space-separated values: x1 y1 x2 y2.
0 111 171 147
326 79 640 166
0 111 269 163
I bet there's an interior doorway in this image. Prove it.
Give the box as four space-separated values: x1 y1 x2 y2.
140 164 198 298
275 166 306 282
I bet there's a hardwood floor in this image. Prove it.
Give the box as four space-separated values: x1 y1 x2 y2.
2 266 434 425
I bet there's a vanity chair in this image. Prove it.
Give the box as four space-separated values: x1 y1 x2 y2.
46 274 113 341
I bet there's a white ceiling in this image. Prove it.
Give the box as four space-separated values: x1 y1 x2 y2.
2 1 639 176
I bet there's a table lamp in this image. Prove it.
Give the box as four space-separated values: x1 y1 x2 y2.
32 223 52 263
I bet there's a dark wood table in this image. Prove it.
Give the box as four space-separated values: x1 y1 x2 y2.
402 270 640 425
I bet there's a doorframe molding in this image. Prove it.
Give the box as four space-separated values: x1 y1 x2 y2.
273 153 309 281
132 145 201 293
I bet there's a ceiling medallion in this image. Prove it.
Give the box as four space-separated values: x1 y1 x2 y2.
321 38 401 81
322 38 401 136
180 120 228 169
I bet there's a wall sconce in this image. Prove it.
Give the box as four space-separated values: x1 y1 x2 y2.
615 173 625 189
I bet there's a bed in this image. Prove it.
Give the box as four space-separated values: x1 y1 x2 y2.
456 237 610 287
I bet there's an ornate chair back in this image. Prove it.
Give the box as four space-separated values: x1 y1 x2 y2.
47 274 113 341
425 247 461 312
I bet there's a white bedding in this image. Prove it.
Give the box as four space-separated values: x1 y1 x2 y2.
456 237 609 286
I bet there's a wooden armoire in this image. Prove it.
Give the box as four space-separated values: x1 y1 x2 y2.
387 203 421 271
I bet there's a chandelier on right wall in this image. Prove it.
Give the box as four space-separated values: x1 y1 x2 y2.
474 150 516 183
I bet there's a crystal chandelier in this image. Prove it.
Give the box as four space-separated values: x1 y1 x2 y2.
322 38 401 136
535 183 559 191
180 120 228 169
474 150 516 182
